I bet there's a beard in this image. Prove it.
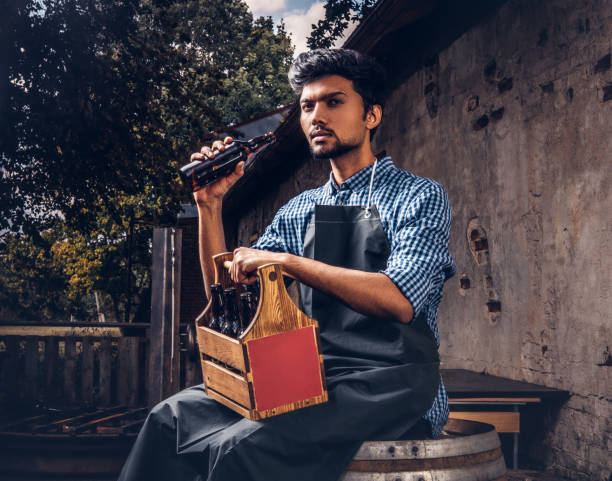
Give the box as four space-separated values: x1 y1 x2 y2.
309 137 360 160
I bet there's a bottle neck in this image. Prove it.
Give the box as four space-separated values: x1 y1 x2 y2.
211 289 224 315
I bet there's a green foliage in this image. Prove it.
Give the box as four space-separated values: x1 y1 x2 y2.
307 0 377 49
210 17 294 125
0 0 295 321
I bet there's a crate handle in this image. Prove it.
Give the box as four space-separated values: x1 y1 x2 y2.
222 260 295 279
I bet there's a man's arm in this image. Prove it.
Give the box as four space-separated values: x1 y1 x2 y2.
230 180 453 325
230 248 414 324
191 137 243 300
196 199 227 300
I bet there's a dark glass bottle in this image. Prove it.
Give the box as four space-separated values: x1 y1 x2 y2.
180 133 276 192
246 282 260 306
220 287 239 337
237 292 256 337
208 284 224 331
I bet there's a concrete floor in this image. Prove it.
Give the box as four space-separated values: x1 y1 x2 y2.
507 470 575 481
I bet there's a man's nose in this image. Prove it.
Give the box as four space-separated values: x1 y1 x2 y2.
311 102 327 125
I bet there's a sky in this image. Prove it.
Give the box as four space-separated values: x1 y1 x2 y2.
244 0 358 56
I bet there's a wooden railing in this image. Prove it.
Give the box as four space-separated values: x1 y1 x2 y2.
0 322 150 409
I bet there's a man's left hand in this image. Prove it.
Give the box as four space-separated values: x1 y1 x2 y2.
229 247 284 284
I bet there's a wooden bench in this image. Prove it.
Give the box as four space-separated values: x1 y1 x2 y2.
442 369 569 469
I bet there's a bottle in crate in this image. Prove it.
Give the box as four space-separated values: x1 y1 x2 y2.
208 284 225 332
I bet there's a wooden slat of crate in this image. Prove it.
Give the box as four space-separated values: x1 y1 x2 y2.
81 338 94 404
206 387 252 419
202 360 252 408
197 327 246 372
254 391 329 421
449 411 519 433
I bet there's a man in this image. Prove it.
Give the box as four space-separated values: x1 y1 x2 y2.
119 48 455 481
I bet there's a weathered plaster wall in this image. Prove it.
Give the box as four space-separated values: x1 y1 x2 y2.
230 0 611 478
373 0 611 478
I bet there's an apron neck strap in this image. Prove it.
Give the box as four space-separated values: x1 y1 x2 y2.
364 159 378 219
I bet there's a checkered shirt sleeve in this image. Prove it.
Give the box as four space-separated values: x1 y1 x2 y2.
251 192 314 256
380 180 453 318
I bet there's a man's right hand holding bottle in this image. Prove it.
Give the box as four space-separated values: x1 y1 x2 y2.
190 136 245 206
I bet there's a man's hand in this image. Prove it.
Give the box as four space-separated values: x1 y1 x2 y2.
190 137 245 207
229 247 285 284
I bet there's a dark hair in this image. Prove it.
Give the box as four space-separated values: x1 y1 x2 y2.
288 48 387 115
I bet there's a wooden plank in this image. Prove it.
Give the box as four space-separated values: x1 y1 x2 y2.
197 327 246 372
117 337 131 406
139 338 148 406
71 407 149 434
63 339 77 405
450 397 541 403
127 337 140 406
24 337 39 404
2 337 20 405
442 368 569 399
449 411 520 433
116 337 141 406
206 387 252 418
201 360 251 408
0 325 123 337
44 337 60 404
81 338 94 405
31 408 115 433
98 338 112 406
184 349 203 389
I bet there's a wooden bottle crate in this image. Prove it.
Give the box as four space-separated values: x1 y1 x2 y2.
195 252 328 420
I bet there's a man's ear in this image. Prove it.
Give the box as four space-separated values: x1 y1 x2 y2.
366 104 382 131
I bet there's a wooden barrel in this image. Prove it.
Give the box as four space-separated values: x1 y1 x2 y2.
342 418 506 481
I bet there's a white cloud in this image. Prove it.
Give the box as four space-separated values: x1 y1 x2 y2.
245 0 287 16
283 2 326 56
282 3 362 57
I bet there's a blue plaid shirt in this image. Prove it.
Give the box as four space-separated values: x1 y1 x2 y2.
252 156 455 437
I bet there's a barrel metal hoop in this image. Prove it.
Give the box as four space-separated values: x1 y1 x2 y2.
341 457 506 481
347 447 502 472
352 422 500 460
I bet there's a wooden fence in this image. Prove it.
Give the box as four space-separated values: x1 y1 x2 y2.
0 322 150 409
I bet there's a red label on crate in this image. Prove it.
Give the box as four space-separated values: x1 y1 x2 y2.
247 326 324 411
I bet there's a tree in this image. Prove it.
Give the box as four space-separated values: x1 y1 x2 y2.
307 0 377 50
0 0 295 321
210 17 294 126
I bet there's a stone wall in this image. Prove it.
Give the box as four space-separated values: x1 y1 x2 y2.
229 0 612 478
373 0 611 478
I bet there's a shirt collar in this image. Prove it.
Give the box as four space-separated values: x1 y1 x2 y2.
325 156 394 194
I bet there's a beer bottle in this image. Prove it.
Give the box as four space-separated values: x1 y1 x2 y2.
246 282 260 307
220 287 239 337
180 133 276 192
208 284 224 331
237 292 256 337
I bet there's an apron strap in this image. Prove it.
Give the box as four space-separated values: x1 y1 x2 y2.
364 159 378 219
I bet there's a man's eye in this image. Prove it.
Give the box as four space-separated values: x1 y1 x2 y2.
328 99 340 106
302 103 313 111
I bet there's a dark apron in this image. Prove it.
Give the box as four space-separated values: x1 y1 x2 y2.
119 194 440 481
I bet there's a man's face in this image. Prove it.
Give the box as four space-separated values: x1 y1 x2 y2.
299 74 371 160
